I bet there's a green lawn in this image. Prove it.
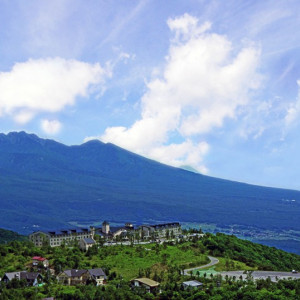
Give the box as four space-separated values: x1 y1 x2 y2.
190 257 255 277
214 257 256 272
80 243 209 280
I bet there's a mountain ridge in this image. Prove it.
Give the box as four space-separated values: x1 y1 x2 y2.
0 131 299 239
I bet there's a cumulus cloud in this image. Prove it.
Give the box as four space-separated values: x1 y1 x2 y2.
89 14 262 172
167 13 212 42
41 119 62 135
147 140 210 174
0 57 109 123
14 110 35 125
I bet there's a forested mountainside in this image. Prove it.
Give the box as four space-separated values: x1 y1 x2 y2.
0 228 26 244
0 131 299 235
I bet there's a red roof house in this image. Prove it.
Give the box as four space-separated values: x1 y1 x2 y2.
32 256 49 268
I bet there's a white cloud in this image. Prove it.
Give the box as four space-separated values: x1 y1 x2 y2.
90 14 262 172
41 119 62 135
14 110 35 125
0 57 109 123
285 80 300 127
167 13 211 42
147 140 210 174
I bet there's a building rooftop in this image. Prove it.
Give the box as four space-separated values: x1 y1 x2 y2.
133 277 160 287
3 271 20 281
4 271 41 281
140 222 180 229
182 280 203 287
83 237 96 244
63 269 87 278
151 222 180 229
32 256 47 261
47 228 91 236
96 226 127 236
88 268 107 278
20 272 41 281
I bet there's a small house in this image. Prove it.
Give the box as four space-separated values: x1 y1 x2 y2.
32 256 49 268
182 280 203 290
2 271 43 286
79 237 96 251
131 277 160 293
57 269 90 285
88 268 107 285
57 268 107 286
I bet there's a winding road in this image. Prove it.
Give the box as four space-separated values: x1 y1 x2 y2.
182 257 300 282
183 256 219 275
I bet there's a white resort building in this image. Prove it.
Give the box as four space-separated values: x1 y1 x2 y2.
29 221 182 247
139 222 182 239
29 227 95 247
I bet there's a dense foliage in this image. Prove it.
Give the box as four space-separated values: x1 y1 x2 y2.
0 239 208 280
201 233 300 271
0 229 27 244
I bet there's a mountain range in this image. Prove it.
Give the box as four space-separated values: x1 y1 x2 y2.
0 131 299 241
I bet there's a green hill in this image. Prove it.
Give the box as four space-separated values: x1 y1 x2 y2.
0 231 299 278
0 228 27 244
0 232 299 299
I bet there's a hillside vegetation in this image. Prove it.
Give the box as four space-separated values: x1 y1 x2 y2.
0 229 27 244
1 232 299 280
0 231 299 299
202 233 300 271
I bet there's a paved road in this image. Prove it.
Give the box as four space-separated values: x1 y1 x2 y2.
219 270 300 281
183 256 219 275
103 241 151 246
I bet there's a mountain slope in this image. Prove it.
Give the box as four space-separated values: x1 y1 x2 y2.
0 131 299 235
0 228 27 243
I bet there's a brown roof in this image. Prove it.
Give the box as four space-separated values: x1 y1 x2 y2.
133 277 160 287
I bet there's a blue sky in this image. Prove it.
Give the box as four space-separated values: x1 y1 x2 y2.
0 0 300 190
